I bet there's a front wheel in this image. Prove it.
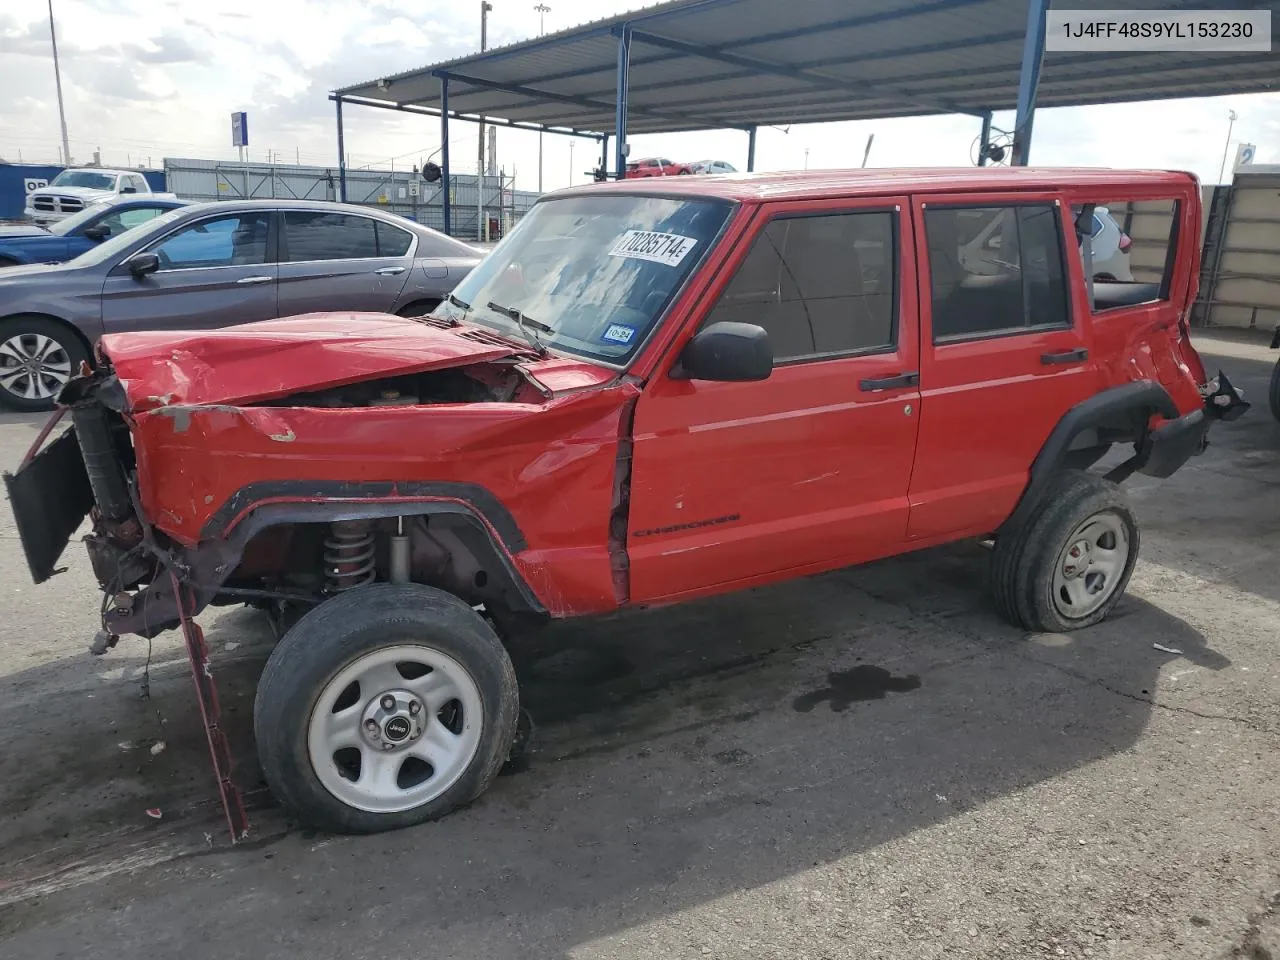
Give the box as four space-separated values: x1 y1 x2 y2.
990 470 1139 632
0 316 88 412
1268 356 1280 422
254 583 519 833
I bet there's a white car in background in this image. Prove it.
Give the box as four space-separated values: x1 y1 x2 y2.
24 168 172 226
1081 205 1134 281
689 160 738 175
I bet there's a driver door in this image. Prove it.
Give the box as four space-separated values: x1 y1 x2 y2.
626 197 921 604
101 209 278 334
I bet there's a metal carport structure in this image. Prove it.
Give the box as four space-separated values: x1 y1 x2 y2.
332 0 1280 235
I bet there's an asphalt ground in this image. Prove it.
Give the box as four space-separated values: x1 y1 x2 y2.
0 331 1277 960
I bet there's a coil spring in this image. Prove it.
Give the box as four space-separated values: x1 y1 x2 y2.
324 522 376 592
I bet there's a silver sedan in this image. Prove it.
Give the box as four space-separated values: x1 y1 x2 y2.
0 199 484 411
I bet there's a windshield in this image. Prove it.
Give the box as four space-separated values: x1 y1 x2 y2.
50 171 117 190
438 194 733 365
70 207 188 268
48 202 112 236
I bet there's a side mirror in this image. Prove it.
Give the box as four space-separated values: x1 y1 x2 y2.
673 321 772 382
82 224 109 241
126 252 160 279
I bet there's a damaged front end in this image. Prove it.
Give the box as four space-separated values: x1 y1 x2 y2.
4 363 201 644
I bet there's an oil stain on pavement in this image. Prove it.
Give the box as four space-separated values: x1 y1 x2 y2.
792 665 922 713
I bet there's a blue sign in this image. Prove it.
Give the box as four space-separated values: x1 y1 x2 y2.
231 112 249 148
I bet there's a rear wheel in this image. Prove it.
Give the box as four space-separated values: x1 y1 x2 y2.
0 316 88 412
1268 357 1280 422
254 583 518 833
991 470 1139 632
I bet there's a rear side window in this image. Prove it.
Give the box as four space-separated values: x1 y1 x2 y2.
375 221 414 257
925 204 1069 342
703 210 897 363
283 212 379 262
1070 199 1178 312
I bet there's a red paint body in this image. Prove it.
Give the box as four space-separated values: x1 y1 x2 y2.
100 169 1212 619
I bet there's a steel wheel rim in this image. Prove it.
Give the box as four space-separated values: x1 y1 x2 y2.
307 644 484 815
0 333 72 401
1051 511 1130 620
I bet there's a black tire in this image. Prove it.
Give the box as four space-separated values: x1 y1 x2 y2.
0 257 20 268
1268 357 1280 423
0 315 89 413
990 470 1139 633
254 583 519 834
396 300 441 319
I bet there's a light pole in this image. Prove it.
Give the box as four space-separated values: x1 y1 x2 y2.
535 4 550 193
1217 109 1238 186
569 140 575 187
804 147 810 170
477 1 492 241
47 0 72 166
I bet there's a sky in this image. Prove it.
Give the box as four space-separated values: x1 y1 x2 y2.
2 0 1278 193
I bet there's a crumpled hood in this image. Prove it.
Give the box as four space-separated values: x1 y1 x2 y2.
98 313 524 412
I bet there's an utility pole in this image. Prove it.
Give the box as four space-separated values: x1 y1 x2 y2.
477 1 492 241
47 0 72 167
1217 109 1238 185
535 4 550 193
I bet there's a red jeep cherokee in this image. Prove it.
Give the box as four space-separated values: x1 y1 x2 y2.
6 168 1246 835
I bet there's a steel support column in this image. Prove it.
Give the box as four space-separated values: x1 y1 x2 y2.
977 110 993 166
440 75 452 235
613 24 632 181
335 96 348 202
1011 0 1049 166
746 125 757 172
601 134 609 179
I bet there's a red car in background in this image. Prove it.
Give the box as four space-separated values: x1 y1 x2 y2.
624 157 694 177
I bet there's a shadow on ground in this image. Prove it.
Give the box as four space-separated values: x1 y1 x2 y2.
0 533 1225 959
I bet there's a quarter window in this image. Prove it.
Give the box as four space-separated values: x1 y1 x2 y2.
375 221 414 257
148 213 270 270
703 210 897 363
282 212 380 261
925 204 1069 341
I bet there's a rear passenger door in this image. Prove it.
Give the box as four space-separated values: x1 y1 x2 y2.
276 210 414 317
628 197 921 603
906 195 1096 541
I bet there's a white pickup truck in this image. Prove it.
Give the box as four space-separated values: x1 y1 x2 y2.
24 168 176 225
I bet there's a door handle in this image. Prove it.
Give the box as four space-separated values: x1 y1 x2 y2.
236 275 273 285
1040 347 1088 365
375 266 407 275
859 372 920 391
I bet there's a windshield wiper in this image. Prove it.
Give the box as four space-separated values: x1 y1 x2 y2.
487 301 552 356
434 292 471 326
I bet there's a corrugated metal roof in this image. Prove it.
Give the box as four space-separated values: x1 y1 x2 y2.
334 0 1280 136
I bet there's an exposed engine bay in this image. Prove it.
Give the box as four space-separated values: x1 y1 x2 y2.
256 364 540 409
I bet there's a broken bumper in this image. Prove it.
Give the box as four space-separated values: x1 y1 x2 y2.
3 421 96 583
1138 408 1209 479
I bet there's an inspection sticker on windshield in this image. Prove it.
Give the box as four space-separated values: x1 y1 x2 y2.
608 230 698 267
601 324 637 345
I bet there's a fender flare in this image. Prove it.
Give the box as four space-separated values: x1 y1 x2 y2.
216 498 546 617
998 380 1178 534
